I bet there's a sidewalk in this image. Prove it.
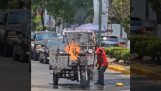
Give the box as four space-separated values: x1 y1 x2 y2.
106 57 161 80
131 61 161 80
107 58 130 75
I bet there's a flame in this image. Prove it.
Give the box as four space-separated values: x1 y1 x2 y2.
64 41 80 61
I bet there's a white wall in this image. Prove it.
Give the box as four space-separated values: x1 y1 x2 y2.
107 24 127 38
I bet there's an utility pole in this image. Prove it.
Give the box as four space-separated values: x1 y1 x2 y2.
120 0 123 38
97 0 102 45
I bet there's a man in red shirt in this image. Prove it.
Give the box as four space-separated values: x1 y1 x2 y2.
95 44 108 86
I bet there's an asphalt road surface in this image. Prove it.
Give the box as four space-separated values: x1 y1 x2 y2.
0 56 30 91
131 74 161 91
31 60 130 91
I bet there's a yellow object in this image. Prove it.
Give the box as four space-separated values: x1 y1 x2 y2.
64 42 80 61
116 82 124 87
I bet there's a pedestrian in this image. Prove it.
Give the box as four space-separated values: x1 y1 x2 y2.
95 44 108 86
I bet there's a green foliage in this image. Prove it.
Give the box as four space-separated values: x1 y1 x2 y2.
148 0 161 23
109 0 130 34
33 16 41 23
36 25 43 31
32 15 43 31
45 0 76 25
131 35 161 59
105 47 130 61
0 0 19 9
148 0 161 14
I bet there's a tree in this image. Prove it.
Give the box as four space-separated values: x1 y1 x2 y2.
109 0 130 35
45 0 75 28
32 0 46 31
45 0 93 27
148 0 161 23
0 0 8 9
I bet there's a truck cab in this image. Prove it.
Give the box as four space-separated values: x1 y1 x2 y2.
0 9 30 56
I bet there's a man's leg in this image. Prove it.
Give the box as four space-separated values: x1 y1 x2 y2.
98 66 107 85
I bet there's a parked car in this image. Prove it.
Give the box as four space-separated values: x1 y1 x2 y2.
12 24 30 62
39 38 65 64
31 31 58 60
118 38 128 47
101 36 119 48
57 33 63 39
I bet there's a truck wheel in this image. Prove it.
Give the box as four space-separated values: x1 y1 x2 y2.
21 50 29 63
13 45 20 61
53 73 59 86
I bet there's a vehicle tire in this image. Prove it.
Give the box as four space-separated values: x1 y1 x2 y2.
49 66 52 70
39 52 44 63
21 50 29 63
80 69 90 88
53 72 59 86
44 59 49 64
34 52 39 61
13 45 20 61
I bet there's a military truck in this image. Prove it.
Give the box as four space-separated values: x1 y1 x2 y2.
0 9 30 56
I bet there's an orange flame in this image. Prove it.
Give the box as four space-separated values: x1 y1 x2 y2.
64 41 80 61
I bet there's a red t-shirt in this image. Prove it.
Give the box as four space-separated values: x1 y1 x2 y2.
95 47 108 67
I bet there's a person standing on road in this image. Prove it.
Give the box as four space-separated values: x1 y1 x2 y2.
95 44 108 86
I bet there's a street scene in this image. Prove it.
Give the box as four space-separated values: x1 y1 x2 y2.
0 0 161 91
31 0 130 91
32 60 130 91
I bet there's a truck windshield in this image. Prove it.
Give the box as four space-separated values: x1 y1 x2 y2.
7 11 30 24
36 32 57 41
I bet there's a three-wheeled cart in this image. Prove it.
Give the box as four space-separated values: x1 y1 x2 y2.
49 30 95 88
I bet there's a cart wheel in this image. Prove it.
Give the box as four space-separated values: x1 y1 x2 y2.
44 59 49 64
53 72 59 86
80 71 90 88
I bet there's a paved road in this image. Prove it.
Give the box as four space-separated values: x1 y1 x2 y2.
131 74 161 91
0 56 30 91
31 61 130 91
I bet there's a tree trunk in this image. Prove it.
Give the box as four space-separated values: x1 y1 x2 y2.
156 13 161 38
41 12 44 31
156 24 161 39
157 13 161 24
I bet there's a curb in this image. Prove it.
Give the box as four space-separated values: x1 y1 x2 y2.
108 65 130 75
131 66 161 80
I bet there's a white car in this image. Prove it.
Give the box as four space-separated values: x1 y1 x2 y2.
57 33 63 39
